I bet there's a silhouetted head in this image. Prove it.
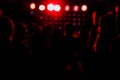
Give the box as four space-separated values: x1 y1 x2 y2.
0 16 14 46
64 22 74 36
14 23 28 41
43 22 55 36
33 25 43 34
110 35 120 54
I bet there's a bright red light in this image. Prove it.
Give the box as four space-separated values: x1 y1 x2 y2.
115 5 118 13
47 3 54 11
73 5 79 12
30 3 36 10
81 5 88 12
65 5 70 12
39 5 45 11
54 5 61 11
92 11 97 26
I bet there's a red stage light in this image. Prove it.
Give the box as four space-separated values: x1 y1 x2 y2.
30 3 36 10
73 5 79 12
65 5 70 12
81 5 88 12
47 3 54 11
54 5 61 11
39 5 45 11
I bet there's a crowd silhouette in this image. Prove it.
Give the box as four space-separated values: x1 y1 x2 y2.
0 2 120 79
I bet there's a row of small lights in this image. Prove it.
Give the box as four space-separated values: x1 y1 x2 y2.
30 3 88 12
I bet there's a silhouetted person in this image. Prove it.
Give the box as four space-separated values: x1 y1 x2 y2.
100 34 120 79
111 35 120 77
95 2 119 55
0 16 15 72
0 16 14 54
57 22 83 79
62 22 76 51
32 24 44 57
110 34 120 54
94 2 120 79
42 22 56 55
12 22 32 65
33 22 60 79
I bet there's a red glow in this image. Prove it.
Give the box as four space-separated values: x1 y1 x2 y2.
65 5 70 12
54 5 61 11
47 3 54 11
92 11 97 26
30 3 36 10
97 26 101 33
78 60 83 73
65 64 71 71
115 5 118 13
44 0 64 16
73 5 79 12
74 52 78 57
81 5 88 12
59 26 62 30
0 9 3 17
73 32 79 38
39 5 45 11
